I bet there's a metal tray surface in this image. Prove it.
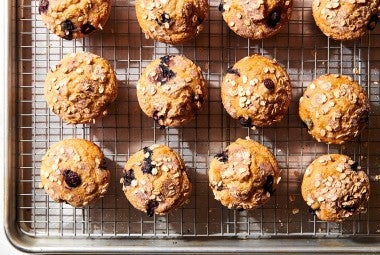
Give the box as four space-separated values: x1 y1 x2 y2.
4 0 380 253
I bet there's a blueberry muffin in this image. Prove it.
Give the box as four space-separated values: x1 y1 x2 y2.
39 0 111 40
221 55 292 128
137 55 207 127
40 139 110 207
301 154 370 222
44 52 118 124
209 138 281 210
136 0 209 44
299 74 369 144
219 0 293 40
312 0 380 41
121 144 192 216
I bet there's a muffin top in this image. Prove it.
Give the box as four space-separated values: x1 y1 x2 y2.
209 138 280 210
312 0 380 40
40 138 110 207
135 0 209 44
221 54 292 127
121 144 192 216
219 0 293 39
299 74 369 144
137 55 207 127
44 51 117 124
301 154 370 222
39 0 111 40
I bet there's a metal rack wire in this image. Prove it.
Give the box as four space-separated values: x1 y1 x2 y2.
15 0 380 241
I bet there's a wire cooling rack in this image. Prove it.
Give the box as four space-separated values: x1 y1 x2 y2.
14 0 380 241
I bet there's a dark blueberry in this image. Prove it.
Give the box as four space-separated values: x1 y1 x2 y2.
239 116 252 127
155 13 171 25
101 158 107 169
161 13 171 23
301 119 313 130
193 94 204 104
263 175 275 195
146 200 159 217
267 9 281 28
61 20 75 40
342 206 356 212
143 146 153 155
263 79 275 91
81 23 96 35
367 14 379 30
142 147 155 174
226 67 240 76
123 169 135 186
359 111 369 125
58 199 69 204
218 3 224 13
63 170 81 188
308 207 317 215
152 111 164 121
237 208 244 212
215 150 228 163
341 202 356 212
160 55 172 64
158 63 175 84
152 111 158 120
38 0 49 14
350 161 358 171
142 160 154 174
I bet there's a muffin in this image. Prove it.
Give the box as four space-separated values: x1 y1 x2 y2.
137 55 207 127
135 0 209 44
299 74 369 144
312 0 380 41
209 138 281 210
40 138 110 207
221 55 292 128
44 51 118 124
39 0 111 40
121 144 192 216
301 154 370 222
219 0 293 40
